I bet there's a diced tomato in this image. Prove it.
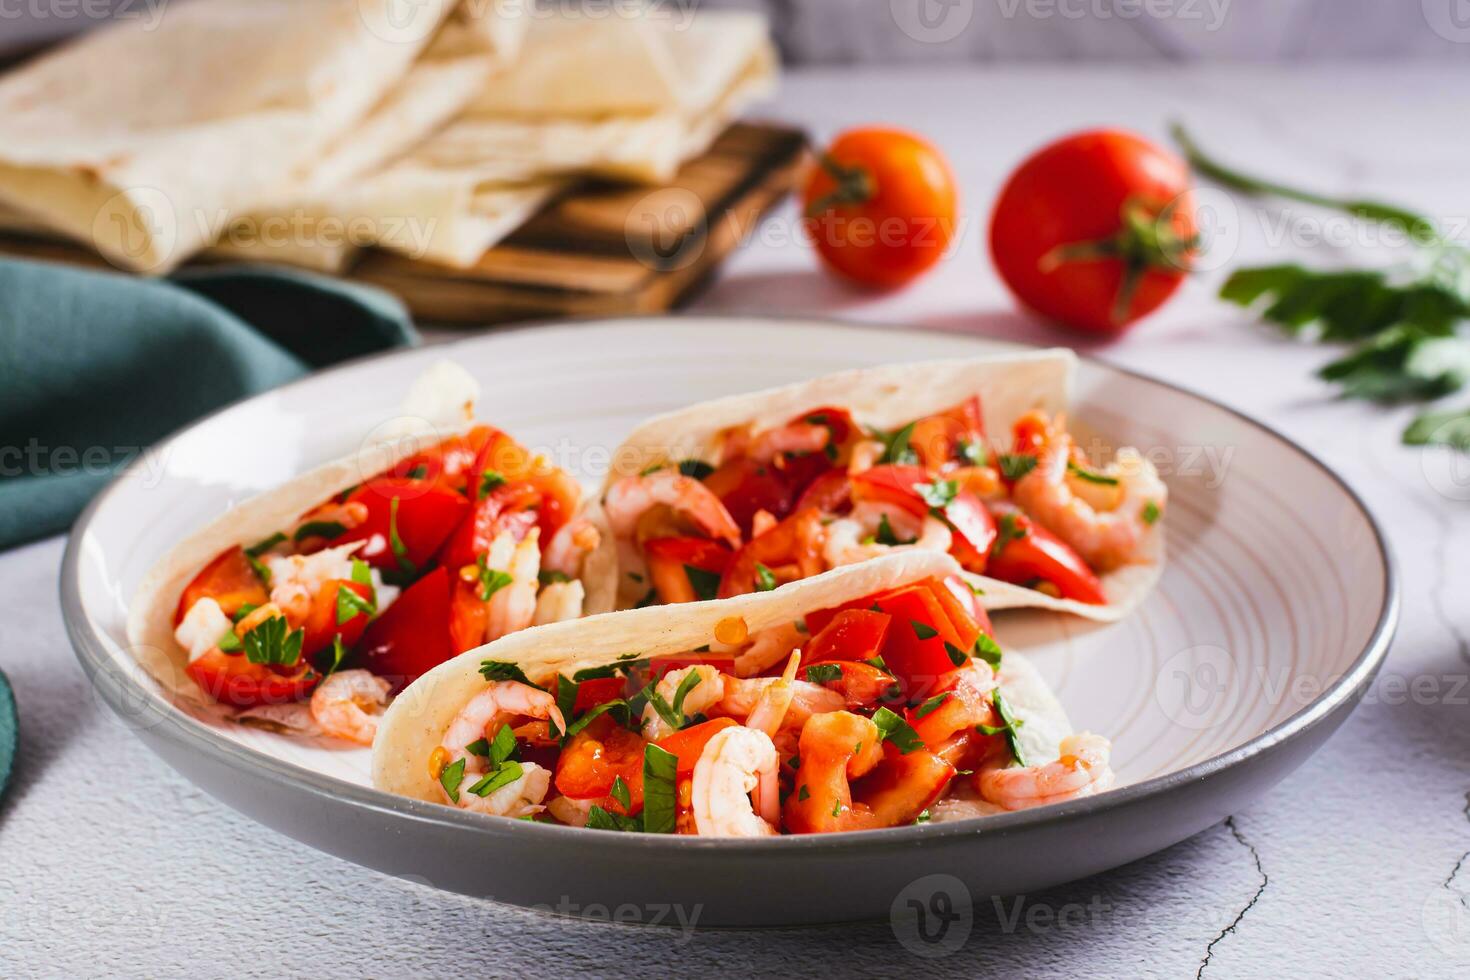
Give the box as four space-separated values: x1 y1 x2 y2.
299 578 374 658
794 468 851 514
569 675 627 713
851 746 955 826
390 425 502 494
655 717 738 775
336 478 469 572
703 456 799 537
553 715 647 815
448 577 488 654
355 566 453 691
921 577 982 651
644 536 734 604
717 508 824 598
942 491 997 572
803 609 892 664
647 652 736 680
801 660 900 708
939 575 994 640
849 464 930 519
438 482 541 572
987 509 1108 605
869 583 970 698
789 405 857 450
175 546 269 626
185 649 317 709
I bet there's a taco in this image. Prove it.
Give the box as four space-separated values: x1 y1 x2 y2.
126 362 615 744
596 350 1166 622
372 550 1115 835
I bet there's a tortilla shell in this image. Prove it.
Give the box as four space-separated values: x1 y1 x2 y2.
601 350 1163 622
127 409 617 708
372 549 1077 808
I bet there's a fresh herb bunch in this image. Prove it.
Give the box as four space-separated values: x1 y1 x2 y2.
1174 124 1470 450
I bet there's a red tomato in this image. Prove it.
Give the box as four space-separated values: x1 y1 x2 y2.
794 468 851 514
988 510 1107 605
803 127 958 289
868 583 969 698
472 432 581 540
571 676 627 712
448 577 488 655
803 609 892 664
390 425 500 494
656 717 739 775
355 566 454 690
438 482 541 572
941 490 997 572
851 746 955 826
336 479 469 572
717 508 825 599
941 575 994 640
801 660 900 708
850 466 995 571
849 465 930 519
643 536 734 604
175 546 268 625
990 129 1196 335
299 578 374 659
702 457 795 537
185 649 317 709
554 716 646 815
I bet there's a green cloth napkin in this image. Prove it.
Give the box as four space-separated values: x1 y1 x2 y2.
0 668 14 805
0 258 418 548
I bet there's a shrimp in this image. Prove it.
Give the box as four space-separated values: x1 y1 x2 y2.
543 517 600 580
1011 413 1166 573
977 733 1115 811
641 665 726 741
604 470 741 548
822 501 952 569
783 710 884 834
731 621 805 677
690 725 780 837
720 675 843 729
847 439 884 475
748 423 829 463
745 652 801 735
455 762 553 819
484 527 541 642
532 579 584 626
546 794 595 828
265 542 363 622
309 669 391 746
440 680 566 772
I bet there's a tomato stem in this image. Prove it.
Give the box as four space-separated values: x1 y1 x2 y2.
805 153 875 218
1038 197 1197 324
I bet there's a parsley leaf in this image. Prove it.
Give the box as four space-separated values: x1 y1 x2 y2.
350 559 372 587
439 758 466 803
973 633 1004 669
335 583 376 625
915 479 958 510
997 454 1038 480
387 497 416 577
479 661 544 689
642 743 679 834
1142 500 1162 526
804 663 843 684
475 555 515 601
1066 460 1119 487
874 420 918 465
244 533 285 558
754 563 778 592
609 775 632 812
983 690 1028 768
991 512 1028 556
943 641 969 668
586 805 641 832
242 616 303 667
477 469 507 500
872 707 924 754
677 459 714 480
468 761 524 797
683 565 722 602
322 635 350 675
911 620 939 641
958 439 987 467
538 570 571 586
914 693 950 719
874 513 913 546
293 520 346 542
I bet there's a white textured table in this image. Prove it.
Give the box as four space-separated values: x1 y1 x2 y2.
4 66 1469 977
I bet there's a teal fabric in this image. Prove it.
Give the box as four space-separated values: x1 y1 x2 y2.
0 668 13 805
0 259 418 548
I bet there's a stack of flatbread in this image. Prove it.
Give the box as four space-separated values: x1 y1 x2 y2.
0 0 776 275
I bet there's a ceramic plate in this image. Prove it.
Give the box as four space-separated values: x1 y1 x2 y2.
62 318 1396 926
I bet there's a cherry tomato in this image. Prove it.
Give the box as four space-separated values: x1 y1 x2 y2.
850 466 995 571
299 578 374 659
644 536 734 604
803 127 958 289
990 129 1196 336
849 464 930 519
553 715 646 816
656 717 739 775
987 509 1107 605
175 546 268 625
355 566 453 691
336 478 469 572
802 609 892 664
185 649 317 709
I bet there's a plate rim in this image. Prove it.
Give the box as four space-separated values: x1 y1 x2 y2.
59 314 1400 852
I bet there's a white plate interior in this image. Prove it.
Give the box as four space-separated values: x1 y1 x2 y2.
70 318 1389 793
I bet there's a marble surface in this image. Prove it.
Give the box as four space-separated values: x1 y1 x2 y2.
4 64 1470 977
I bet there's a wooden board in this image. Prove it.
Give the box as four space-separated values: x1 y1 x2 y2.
0 122 806 325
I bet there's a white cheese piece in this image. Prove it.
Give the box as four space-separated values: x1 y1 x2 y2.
173 597 232 663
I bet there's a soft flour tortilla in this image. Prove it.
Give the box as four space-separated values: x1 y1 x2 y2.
0 0 487 274
372 550 1075 808
125 364 617 707
601 350 1164 622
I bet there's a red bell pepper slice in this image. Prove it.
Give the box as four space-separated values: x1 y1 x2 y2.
185 649 318 709
336 478 469 572
355 566 454 691
175 546 269 626
644 536 734 604
802 609 892 664
656 717 739 775
987 509 1107 605
941 490 997 572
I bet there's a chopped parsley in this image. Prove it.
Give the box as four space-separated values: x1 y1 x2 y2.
872 707 924 754
874 513 913 546
475 555 515 601
609 775 632 812
244 533 285 558
479 660 544 689
477 469 507 500
683 564 722 602
1142 500 1161 525
322 635 350 675
864 654 889 672
217 628 242 654
804 663 843 684
973 633 1004 669
293 520 346 542
979 690 1028 767
488 724 517 766
242 616 303 667
914 692 950 719
911 620 939 641
1066 460 1118 486
991 512 1028 556
387 497 416 576
874 420 919 465
677 459 714 480
754 563 778 592
468 760 524 798
335 583 376 625
463 738 490 758
915 479 958 510
641 744 680 834
997 453 1038 481
958 439 987 467
351 558 372 587
943 641 969 668
538 570 571 586
797 784 810 802
439 758 467 803
586 805 641 832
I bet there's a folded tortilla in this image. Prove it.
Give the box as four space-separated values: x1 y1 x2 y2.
126 362 617 707
600 350 1164 622
372 550 1075 809
0 0 503 273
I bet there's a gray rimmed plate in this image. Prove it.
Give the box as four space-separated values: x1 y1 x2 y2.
61 318 1396 926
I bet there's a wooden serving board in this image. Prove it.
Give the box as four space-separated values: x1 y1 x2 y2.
0 122 806 325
